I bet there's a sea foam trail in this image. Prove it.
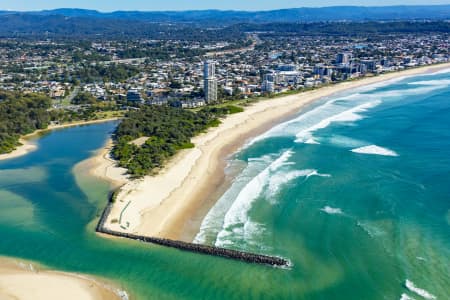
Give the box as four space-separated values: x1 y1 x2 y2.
405 280 436 300
215 150 333 247
193 155 273 244
295 100 381 144
247 91 370 145
409 79 450 86
249 99 338 144
266 169 330 201
248 82 444 146
375 86 442 99
400 293 416 300
215 150 294 247
320 206 343 215
351 145 398 157
327 135 368 148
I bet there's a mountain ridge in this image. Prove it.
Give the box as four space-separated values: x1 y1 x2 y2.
0 5 449 23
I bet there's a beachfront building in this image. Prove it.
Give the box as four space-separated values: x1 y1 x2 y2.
313 64 334 78
204 60 218 103
336 52 352 65
262 73 276 93
360 59 378 73
262 80 275 93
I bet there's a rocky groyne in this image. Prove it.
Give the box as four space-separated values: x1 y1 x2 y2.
96 195 289 267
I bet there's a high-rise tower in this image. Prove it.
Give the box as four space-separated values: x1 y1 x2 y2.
204 60 218 103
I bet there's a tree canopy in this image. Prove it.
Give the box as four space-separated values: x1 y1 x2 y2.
113 105 242 177
0 91 51 153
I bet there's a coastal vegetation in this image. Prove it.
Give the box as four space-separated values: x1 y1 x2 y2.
113 105 243 177
0 91 123 154
74 63 140 83
0 91 51 153
71 91 98 105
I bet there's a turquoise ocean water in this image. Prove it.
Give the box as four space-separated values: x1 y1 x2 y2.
0 69 449 299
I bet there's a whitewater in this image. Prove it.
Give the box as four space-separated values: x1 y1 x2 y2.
193 69 450 299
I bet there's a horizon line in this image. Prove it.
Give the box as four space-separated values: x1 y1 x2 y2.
1 4 449 13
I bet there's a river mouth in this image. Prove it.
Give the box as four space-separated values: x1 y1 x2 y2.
0 66 450 299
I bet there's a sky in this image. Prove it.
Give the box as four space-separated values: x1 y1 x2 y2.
0 0 449 11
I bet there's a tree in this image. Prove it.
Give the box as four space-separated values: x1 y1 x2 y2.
71 92 98 105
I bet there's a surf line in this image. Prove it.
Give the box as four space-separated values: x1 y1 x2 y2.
96 193 290 268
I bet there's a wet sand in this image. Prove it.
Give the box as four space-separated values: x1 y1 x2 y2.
0 257 124 300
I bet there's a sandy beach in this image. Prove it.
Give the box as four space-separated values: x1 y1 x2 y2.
0 139 37 161
0 257 125 300
77 139 129 189
0 118 121 162
89 63 450 241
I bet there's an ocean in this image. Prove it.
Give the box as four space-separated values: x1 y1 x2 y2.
0 69 449 299
195 69 450 299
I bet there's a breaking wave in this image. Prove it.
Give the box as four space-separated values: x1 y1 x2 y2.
266 169 330 201
295 100 381 143
211 149 331 248
320 206 343 215
375 86 442 99
248 83 443 146
400 293 416 300
215 150 294 247
246 77 449 149
351 145 398 157
193 155 274 244
409 79 450 86
405 280 436 300
327 135 368 148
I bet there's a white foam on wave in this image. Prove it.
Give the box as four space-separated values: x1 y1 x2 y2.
295 100 381 143
247 92 369 145
400 293 416 300
247 76 447 147
416 256 427 262
376 86 441 99
405 280 436 300
248 99 336 144
320 206 343 215
193 155 273 244
327 135 368 148
243 220 271 250
247 156 272 162
266 169 330 200
215 150 332 247
409 79 450 86
351 145 398 157
305 138 320 144
214 150 294 247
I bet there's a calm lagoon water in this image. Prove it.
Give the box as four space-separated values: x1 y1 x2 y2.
1 69 449 299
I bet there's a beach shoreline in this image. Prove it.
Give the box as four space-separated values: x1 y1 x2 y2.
0 257 126 300
0 138 38 161
76 139 129 190
87 63 450 242
0 118 121 162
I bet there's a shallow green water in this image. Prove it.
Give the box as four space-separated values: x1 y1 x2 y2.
1 69 450 300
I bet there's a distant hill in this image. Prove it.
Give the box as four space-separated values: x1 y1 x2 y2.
0 5 449 23
0 5 449 40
